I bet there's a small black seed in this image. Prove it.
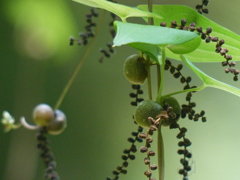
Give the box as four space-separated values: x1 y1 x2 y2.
181 19 187 27
202 117 207 122
150 164 158 170
205 36 211 43
147 151 155 156
201 33 206 39
121 155 128 160
174 72 181 78
128 154 135 160
211 37 219 42
170 66 175 74
160 22 167 27
180 77 186 83
122 161 129 167
202 8 209 14
206 27 212 34
120 169 127 174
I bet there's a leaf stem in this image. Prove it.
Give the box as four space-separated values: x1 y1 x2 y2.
147 0 153 25
54 10 106 110
146 57 153 100
161 85 207 101
156 48 166 104
158 126 164 180
157 64 161 91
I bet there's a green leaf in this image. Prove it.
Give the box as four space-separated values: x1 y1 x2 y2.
129 43 162 63
113 21 201 61
72 0 162 22
138 5 240 62
181 55 240 97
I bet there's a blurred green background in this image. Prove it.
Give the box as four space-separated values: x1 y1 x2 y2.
1 0 240 180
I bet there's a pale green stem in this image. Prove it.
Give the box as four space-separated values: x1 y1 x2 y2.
54 11 106 110
146 0 153 100
148 0 153 25
20 117 39 130
156 47 166 104
161 85 207 103
147 57 153 100
158 126 164 180
155 48 166 180
157 64 161 91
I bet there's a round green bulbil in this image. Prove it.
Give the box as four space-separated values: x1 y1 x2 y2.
33 104 54 127
123 54 147 85
48 109 67 135
161 97 181 126
134 100 163 128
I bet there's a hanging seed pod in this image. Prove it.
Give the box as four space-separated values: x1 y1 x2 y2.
48 110 67 135
33 104 54 127
161 97 181 126
123 54 148 85
134 100 163 128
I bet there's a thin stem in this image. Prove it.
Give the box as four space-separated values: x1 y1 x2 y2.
146 0 154 101
156 48 166 104
20 117 39 130
147 57 153 100
148 0 153 25
158 126 164 180
161 84 207 100
157 64 161 91
54 11 106 110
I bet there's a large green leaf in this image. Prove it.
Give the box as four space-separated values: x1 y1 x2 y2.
73 0 162 22
181 55 240 97
113 21 201 61
138 5 240 62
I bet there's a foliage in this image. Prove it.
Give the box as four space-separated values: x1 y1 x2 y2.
74 0 240 98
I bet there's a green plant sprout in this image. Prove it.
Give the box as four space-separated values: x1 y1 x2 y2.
2 0 240 180
71 0 240 180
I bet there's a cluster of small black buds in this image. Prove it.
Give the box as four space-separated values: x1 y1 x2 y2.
165 59 197 92
171 123 193 180
37 127 60 180
79 33 89 46
90 8 98 17
107 43 115 53
189 22 196 32
181 92 207 122
70 8 99 47
194 24 240 81
138 113 172 180
130 84 144 107
100 48 110 58
99 43 115 62
225 68 240 81
196 0 209 14
110 29 116 38
107 125 143 180
109 12 117 26
170 122 180 129
215 38 240 80
99 43 115 63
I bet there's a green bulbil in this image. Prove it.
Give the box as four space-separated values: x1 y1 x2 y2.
161 97 181 126
124 54 148 85
135 100 163 128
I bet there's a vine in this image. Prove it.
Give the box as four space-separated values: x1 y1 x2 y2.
2 0 240 180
